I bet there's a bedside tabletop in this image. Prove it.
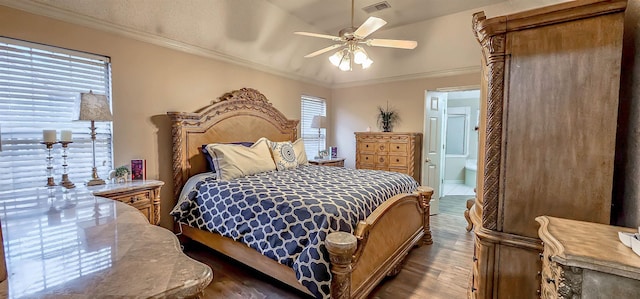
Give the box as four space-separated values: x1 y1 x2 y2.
87 180 164 225
308 158 345 167
0 186 212 299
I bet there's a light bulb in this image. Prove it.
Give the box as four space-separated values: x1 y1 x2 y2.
362 58 373 69
339 56 351 71
329 51 343 67
353 48 368 64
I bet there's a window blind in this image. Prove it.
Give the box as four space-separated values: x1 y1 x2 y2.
0 37 113 192
301 95 326 159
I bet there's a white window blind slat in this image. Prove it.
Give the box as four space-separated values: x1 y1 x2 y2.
0 38 113 192
301 95 326 159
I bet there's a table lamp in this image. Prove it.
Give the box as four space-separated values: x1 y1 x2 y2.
78 91 113 186
310 115 326 159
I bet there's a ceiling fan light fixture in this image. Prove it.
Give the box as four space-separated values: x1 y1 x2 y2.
338 55 352 71
329 51 344 67
353 47 369 64
296 0 415 71
361 58 373 69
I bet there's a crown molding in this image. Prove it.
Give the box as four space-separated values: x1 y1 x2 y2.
0 1 333 88
1 1 481 90
331 66 481 89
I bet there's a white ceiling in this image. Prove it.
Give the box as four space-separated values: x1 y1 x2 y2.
0 0 568 87
266 0 506 35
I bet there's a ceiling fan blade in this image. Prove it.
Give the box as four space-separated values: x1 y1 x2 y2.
366 39 418 49
304 44 343 58
354 17 387 39
294 32 342 41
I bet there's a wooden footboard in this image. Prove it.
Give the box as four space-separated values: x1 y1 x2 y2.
181 186 433 299
326 186 433 299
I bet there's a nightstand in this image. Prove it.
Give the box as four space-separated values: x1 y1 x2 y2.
308 158 345 167
88 180 164 225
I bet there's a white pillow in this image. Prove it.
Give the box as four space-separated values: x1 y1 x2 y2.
269 141 298 170
206 137 276 180
292 138 309 165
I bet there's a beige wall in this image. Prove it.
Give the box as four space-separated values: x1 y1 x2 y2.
0 5 331 229
330 73 480 184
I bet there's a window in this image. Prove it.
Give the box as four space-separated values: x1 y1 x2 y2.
445 107 470 156
301 95 326 159
0 37 113 192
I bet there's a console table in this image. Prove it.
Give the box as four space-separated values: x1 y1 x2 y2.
536 216 640 298
0 186 212 298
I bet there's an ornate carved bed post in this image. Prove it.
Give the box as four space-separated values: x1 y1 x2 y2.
326 232 357 299
416 186 433 245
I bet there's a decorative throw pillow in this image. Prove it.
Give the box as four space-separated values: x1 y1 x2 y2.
206 137 276 180
202 142 253 172
292 138 309 165
269 141 298 170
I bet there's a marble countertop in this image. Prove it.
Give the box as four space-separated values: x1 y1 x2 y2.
86 179 165 194
0 186 212 298
537 215 640 280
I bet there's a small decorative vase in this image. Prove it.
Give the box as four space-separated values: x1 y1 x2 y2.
383 121 391 132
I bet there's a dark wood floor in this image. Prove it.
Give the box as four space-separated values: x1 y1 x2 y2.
183 195 475 299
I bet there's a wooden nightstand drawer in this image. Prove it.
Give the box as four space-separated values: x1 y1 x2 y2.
88 180 164 225
109 190 152 205
309 158 345 167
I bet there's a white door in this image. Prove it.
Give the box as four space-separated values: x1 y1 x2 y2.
422 91 447 215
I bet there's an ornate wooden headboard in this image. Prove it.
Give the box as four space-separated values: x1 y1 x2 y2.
167 88 299 198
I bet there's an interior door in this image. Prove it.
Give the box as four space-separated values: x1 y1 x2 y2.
422 91 447 215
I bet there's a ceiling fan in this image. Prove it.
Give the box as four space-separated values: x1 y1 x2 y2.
294 0 418 71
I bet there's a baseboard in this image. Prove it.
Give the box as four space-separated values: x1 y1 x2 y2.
444 180 464 184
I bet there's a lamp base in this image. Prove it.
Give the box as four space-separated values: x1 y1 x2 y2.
60 174 76 189
86 166 105 186
86 178 105 186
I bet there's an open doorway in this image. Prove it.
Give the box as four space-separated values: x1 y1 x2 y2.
442 90 479 196
422 89 479 214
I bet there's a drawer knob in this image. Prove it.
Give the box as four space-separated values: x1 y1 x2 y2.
396 159 400 162
365 157 369 160
396 146 400 149
539 253 544 260
546 278 555 284
366 145 369 148
379 158 384 162
473 257 478 262
129 196 140 203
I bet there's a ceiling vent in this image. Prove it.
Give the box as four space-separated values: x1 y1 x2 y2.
362 1 391 14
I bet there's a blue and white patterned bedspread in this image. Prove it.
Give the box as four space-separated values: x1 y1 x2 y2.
171 165 418 298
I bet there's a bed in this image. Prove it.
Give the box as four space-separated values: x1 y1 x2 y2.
167 88 433 299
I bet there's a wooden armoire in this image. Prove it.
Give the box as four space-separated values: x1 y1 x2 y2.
469 0 627 298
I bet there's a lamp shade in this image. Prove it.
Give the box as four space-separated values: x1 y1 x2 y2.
78 92 113 121
310 115 327 129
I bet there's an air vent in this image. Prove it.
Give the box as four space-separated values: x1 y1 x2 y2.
362 1 391 14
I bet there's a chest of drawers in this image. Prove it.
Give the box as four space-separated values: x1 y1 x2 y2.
355 132 422 182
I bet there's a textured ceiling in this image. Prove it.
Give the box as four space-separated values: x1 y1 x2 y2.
0 0 569 87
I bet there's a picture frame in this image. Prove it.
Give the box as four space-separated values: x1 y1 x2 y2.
131 159 146 180
330 146 338 159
